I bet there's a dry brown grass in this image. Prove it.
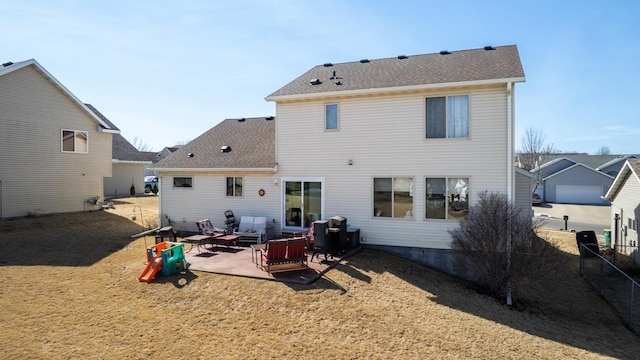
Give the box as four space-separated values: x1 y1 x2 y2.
1 197 639 359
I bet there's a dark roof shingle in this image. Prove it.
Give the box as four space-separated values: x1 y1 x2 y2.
153 117 276 170
267 45 525 99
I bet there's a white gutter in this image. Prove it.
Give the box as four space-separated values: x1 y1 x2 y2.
112 160 152 164
148 167 278 173
265 77 526 102
98 126 120 134
507 82 513 202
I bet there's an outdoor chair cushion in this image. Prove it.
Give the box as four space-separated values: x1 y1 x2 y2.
196 219 215 235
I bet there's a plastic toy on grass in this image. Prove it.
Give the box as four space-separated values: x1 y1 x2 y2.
138 242 185 283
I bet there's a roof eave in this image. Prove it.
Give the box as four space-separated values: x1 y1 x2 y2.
99 127 120 134
149 167 278 173
265 77 526 102
604 160 640 200
112 160 152 164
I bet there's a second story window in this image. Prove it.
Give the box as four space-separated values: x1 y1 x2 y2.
325 103 338 130
226 176 243 197
426 95 469 139
61 129 88 153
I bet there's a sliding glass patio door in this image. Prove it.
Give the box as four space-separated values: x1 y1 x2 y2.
283 178 323 230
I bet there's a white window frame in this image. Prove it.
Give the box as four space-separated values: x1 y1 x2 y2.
173 177 193 189
226 176 243 197
61 129 89 153
325 103 339 131
425 94 470 139
281 177 325 231
425 176 469 220
373 177 415 219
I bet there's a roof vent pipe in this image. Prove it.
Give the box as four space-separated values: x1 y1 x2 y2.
440 50 451 55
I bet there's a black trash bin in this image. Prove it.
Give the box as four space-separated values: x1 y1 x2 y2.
576 230 599 257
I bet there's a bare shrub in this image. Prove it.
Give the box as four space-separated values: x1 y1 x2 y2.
449 192 565 304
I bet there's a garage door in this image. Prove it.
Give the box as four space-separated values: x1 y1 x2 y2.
556 185 603 204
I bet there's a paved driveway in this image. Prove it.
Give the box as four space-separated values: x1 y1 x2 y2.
533 203 611 236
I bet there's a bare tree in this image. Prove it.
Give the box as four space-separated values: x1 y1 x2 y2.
596 146 611 155
449 192 565 305
131 136 151 152
518 127 557 193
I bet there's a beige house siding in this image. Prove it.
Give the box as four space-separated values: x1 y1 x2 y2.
275 85 512 249
0 65 112 218
105 162 145 198
515 170 533 218
158 172 280 233
610 173 639 257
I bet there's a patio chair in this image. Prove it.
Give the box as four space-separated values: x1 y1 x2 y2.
233 216 268 243
196 219 232 248
261 239 289 274
224 210 239 234
196 219 217 236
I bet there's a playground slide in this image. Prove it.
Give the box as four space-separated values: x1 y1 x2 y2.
138 257 162 283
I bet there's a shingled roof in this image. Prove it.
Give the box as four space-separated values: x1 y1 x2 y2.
604 158 640 200
266 45 525 100
152 117 276 171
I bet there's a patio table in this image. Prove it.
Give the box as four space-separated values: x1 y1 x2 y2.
182 234 223 253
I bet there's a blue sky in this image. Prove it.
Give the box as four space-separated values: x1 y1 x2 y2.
2 1 639 154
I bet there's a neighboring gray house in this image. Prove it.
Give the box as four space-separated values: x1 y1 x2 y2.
142 146 183 176
533 154 636 205
604 158 640 262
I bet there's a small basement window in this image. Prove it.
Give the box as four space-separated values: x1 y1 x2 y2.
173 177 193 188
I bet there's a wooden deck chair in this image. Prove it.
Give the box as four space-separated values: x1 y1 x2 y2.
261 239 288 274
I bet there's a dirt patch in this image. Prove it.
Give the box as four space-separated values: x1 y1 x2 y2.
0 197 639 359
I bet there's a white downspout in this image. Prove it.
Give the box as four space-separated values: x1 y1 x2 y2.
506 81 514 306
507 82 514 202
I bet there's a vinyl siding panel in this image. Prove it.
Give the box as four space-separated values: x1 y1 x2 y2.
104 163 145 197
158 173 280 233
0 65 111 218
610 173 639 257
276 85 511 249
515 171 533 217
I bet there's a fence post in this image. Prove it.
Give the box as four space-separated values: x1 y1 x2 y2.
630 282 636 333
598 255 604 295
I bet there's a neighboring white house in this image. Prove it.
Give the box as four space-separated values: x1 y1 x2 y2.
104 133 151 198
604 158 640 262
153 45 527 276
0 59 119 218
